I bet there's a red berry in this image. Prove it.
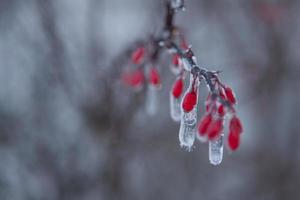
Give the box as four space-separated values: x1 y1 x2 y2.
228 131 240 151
182 91 197 112
172 78 184 98
149 67 161 86
172 54 180 66
207 119 223 140
217 105 225 117
224 87 236 104
229 116 243 134
122 69 144 88
131 69 144 87
131 47 145 64
198 114 212 136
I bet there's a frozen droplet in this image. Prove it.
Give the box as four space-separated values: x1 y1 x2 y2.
145 85 159 116
209 134 224 166
179 118 196 151
170 93 181 122
178 107 197 150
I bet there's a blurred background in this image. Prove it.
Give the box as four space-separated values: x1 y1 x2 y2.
0 0 300 199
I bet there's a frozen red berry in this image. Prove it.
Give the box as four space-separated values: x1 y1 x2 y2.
224 87 236 104
182 91 197 112
198 114 212 136
131 47 145 64
207 119 223 140
172 78 184 98
228 131 240 151
229 116 243 134
130 69 144 87
149 67 161 86
122 69 144 88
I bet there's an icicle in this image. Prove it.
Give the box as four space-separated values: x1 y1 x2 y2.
145 85 159 116
182 106 198 126
178 75 199 150
170 94 182 122
178 108 197 151
209 134 224 166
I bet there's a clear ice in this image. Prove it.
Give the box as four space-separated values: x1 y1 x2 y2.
209 134 224 166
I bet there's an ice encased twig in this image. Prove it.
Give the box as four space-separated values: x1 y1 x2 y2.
209 134 224 166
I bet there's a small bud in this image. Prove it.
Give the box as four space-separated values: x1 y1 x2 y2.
172 78 184 98
224 87 236 104
228 131 240 151
182 91 197 112
131 47 145 64
149 67 161 87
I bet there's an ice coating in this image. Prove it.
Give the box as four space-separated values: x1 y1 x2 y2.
209 134 224 165
170 93 182 122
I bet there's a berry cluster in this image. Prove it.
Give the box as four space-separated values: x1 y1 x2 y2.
121 0 244 164
122 47 161 90
196 80 243 151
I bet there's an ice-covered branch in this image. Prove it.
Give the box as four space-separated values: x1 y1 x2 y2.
121 0 244 165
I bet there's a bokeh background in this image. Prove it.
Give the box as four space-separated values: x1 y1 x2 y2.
1 0 300 199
